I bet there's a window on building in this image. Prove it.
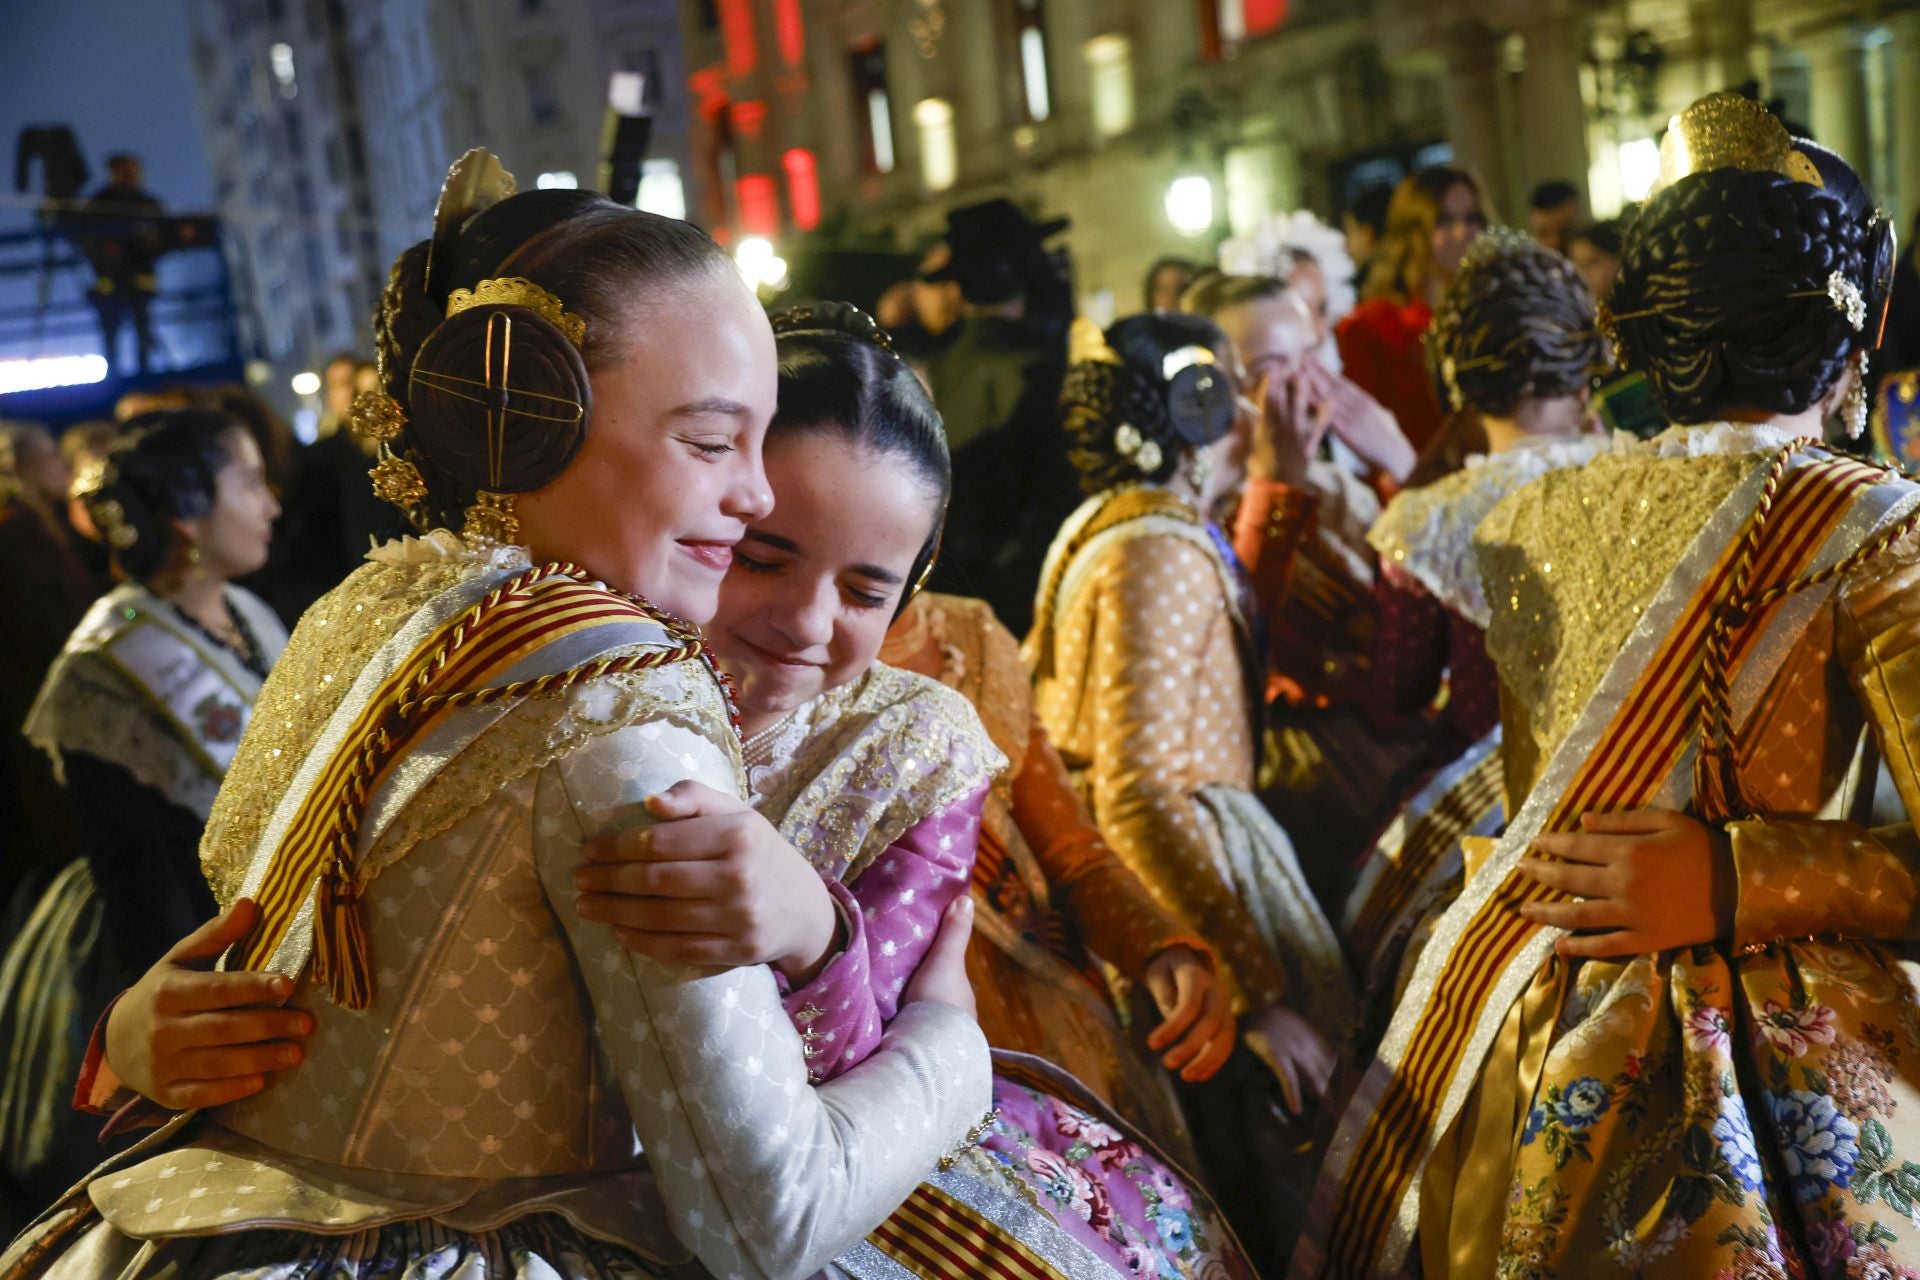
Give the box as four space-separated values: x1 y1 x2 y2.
269 41 298 98
1083 34 1132 138
637 158 686 219
1014 0 1050 122
914 98 956 192
850 39 894 175
735 173 780 237
783 148 820 230
525 65 561 124
1202 0 1283 45
774 0 804 67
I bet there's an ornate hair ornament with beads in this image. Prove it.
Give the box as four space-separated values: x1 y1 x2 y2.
1061 314 1235 494
355 151 595 544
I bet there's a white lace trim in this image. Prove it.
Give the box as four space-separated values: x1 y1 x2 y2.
365 528 532 571
1610 421 1807 460
1369 438 1605 626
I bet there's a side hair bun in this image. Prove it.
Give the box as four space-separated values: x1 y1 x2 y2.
406 303 591 495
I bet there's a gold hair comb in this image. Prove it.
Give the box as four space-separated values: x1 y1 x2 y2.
444 277 587 348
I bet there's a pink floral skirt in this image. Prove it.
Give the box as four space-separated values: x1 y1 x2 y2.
981 1069 1255 1280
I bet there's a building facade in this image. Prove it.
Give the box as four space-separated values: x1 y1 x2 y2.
185 0 384 389
187 0 695 408
678 0 1920 315
342 0 698 273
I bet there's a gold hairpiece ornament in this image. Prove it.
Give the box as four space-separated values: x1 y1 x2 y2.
1656 92 1824 192
350 389 407 443
1069 316 1122 366
427 151 518 294
92 498 137 550
355 388 431 524
445 277 588 349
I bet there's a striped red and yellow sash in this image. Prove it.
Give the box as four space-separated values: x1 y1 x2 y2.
868 1182 1071 1280
1312 449 1900 1278
1346 747 1506 969
232 563 709 1009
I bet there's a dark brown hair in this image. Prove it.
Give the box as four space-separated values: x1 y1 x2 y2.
1363 166 1484 303
374 190 732 529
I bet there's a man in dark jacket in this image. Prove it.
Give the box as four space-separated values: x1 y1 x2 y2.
79 154 166 375
922 198 1075 634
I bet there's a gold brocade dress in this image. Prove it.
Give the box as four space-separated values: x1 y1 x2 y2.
1413 428 1920 1280
1026 485 1350 1034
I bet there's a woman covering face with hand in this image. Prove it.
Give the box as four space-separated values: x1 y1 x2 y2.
5 157 992 1280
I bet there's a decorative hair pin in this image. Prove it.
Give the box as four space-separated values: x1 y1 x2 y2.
1113 422 1162 474
92 498 137 550
1827 271 1867 332
773 305 899 357
1161 345 1216 382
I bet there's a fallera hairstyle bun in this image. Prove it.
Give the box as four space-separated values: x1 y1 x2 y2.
90 407 243 581
1431 228 1604 417
1060 312 1234 496
372 185 731 530
1608 167 1876 422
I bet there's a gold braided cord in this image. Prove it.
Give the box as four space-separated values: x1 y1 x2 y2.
1693 441 1919 819
299 560 708 1007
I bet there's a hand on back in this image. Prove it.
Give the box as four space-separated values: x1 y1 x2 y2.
106 899 313 1111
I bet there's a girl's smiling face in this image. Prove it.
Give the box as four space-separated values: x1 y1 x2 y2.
712 430 943 730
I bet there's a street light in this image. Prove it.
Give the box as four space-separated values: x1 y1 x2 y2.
734 236 790 292
1165 175 1214 237
1618 136 1660 202
290 370 321 396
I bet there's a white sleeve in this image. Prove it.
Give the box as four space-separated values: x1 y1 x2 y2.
534 714 991 1280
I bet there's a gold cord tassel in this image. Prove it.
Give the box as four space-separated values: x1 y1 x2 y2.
311 855 375 1010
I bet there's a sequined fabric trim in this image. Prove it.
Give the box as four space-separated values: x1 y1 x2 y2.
755 664 1007 882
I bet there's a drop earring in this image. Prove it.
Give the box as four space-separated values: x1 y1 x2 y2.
1189 448 1213 495
1845 351 1870 440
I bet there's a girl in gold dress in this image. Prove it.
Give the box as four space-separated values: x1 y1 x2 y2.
1300 96 1920 1280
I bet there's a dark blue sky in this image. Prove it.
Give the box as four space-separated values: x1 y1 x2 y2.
2 0 213 222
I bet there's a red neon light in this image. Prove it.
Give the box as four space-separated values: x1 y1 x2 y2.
775 0 805 67
783 148 820 231
690 65 730 119
731 99 768 139
718 0 758 77
1243 0 1287 34
736 173 780 237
